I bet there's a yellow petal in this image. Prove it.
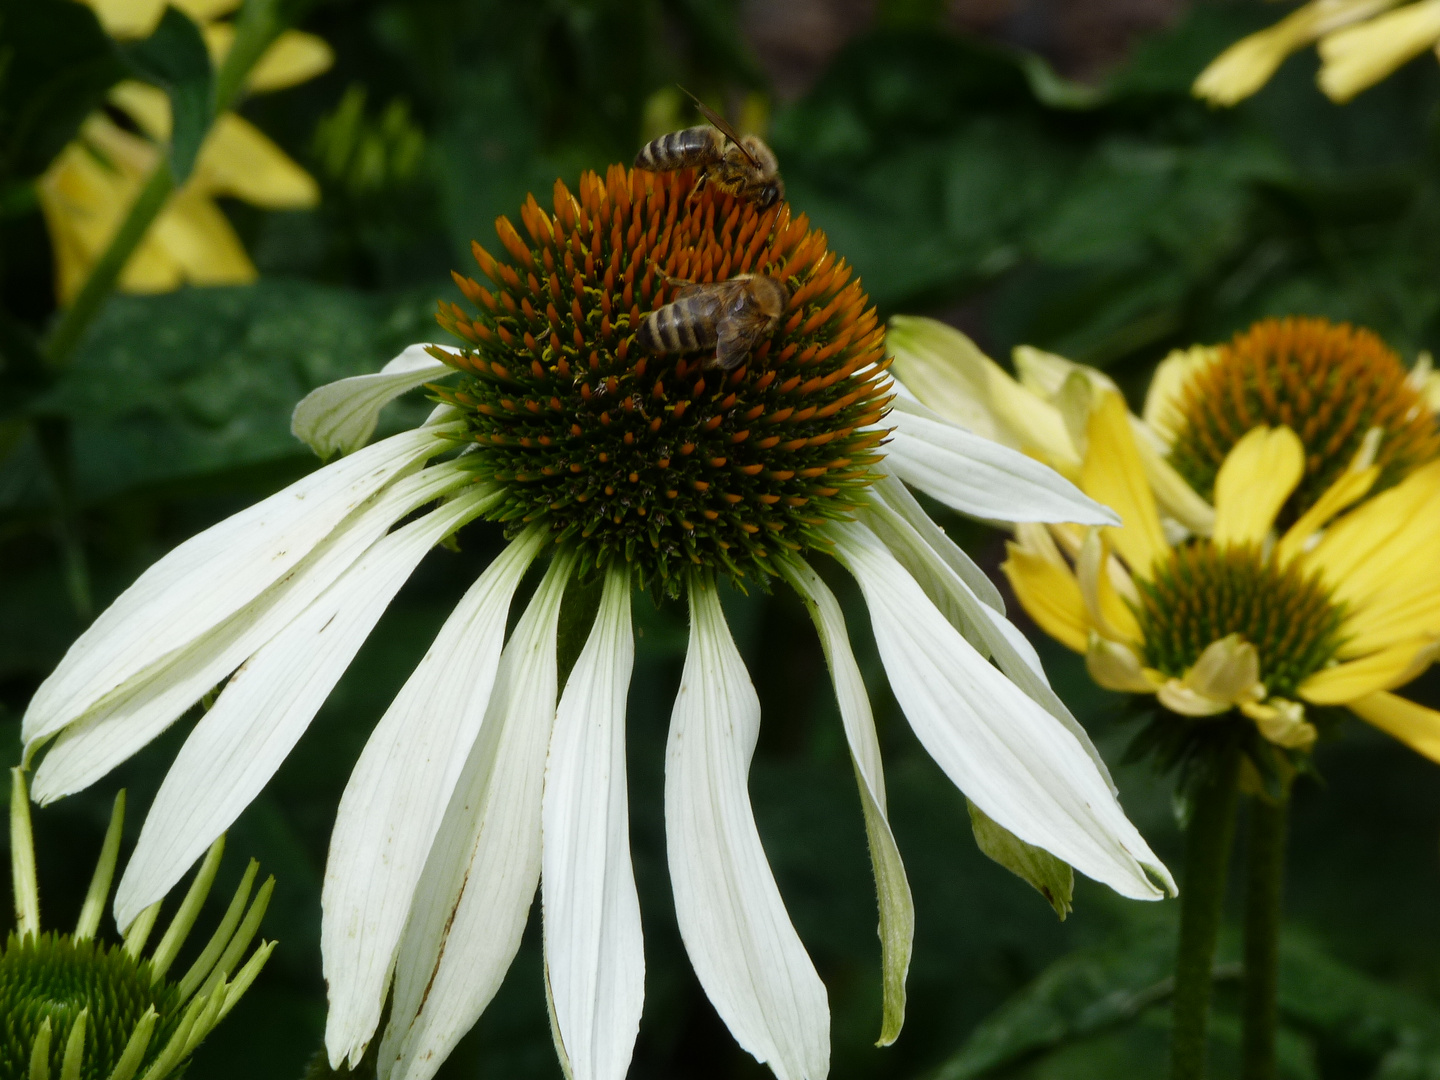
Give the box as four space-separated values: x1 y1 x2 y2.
1275 464 1379 565
1080 391 1168 578
82 0 167 38
1241 699 1317 751
1299 635 1440 704
117 231 184 293
247 30 334 93
1318 0 1440 102
1012 344 1119 400
1076 528 1142 644
109 80 172 141
1304 460 1440 606
1158 634 1266 718
172 0 242 21
1001 538 1090 653
1143 345 1218 447
888 317 1081 472
1157 681 1234 717
1133 428 1216 538
1349 691 1440 764
1212 425 1304 547
1187 633 1265 704
1193 0 1400 105
1341 569 1440 654
1085 632 1162 693
38 117 156 303
144 186 257 286
194 113 319 208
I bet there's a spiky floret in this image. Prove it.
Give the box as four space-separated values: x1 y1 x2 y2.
0 934 180 1080
434 164 893 592
4 772 275 1080
1137 543 1346 698
1168 317 1440 521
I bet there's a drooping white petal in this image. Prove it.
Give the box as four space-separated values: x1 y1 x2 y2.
667 582 829 1080
783 560 912 1047
869 472 1003 613
542 566 643 1080
23 424 459 752
30 463 479 804
828 520 1173 900
292 345 458 460
378 553 574 1080
112 485 498 931
860 490 1115 793
321 525 548 1066
885 397 1118 526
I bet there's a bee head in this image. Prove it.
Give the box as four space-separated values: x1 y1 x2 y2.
753 177 784 209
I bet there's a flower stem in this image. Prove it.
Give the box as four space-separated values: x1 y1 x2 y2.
1171 745 1240 1080
43 162 175 369
1241 791 1288 1080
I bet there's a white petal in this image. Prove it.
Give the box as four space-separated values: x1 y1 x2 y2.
782 560 912 1047
828 520 1173 900
542 567 643 1080
869 472 1003 613
30 463 478 803
860 491 1115 794
666 582 829 1080
885 398 1119 526
23 424 458 752
292 345 458 460
378 553 574 1080
321 526 548 1066
112 485 498 930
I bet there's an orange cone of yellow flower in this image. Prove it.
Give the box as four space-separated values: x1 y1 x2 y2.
38 0 332 303
891 315 1440 764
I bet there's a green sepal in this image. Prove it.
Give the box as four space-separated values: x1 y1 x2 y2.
967 799 1074 920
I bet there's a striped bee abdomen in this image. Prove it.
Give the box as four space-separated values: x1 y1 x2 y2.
637 294 721 355
634 126 721 172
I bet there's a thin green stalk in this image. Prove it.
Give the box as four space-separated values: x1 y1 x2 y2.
1241 792 1289 1080
1171 746 1241 1080
34 416 92 617
43 162 175 369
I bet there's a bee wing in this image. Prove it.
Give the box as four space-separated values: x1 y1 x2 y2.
713 290 769 371
679 85 759 169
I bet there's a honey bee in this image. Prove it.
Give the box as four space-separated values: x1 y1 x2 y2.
634 90 784 209
637 275 789 371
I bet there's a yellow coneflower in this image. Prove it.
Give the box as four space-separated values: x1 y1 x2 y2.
892 314 1440 764
38 0 332 303
1193 0 1440 106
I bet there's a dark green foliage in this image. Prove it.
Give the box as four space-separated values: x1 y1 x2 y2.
0 932 181 1080
0 0 122 196
120 6 213 183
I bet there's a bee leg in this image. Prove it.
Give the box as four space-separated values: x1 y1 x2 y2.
685 171 708 204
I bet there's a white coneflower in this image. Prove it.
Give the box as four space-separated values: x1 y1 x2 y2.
23 165 1172 1080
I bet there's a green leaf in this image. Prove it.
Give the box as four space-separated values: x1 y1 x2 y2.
122 5 213 183
24 281 438 505
0 0 123 189
966 799 1074 920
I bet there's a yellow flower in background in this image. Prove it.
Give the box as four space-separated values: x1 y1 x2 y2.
890 314 1440 763
1193 0 1440 106
38 0 332 303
